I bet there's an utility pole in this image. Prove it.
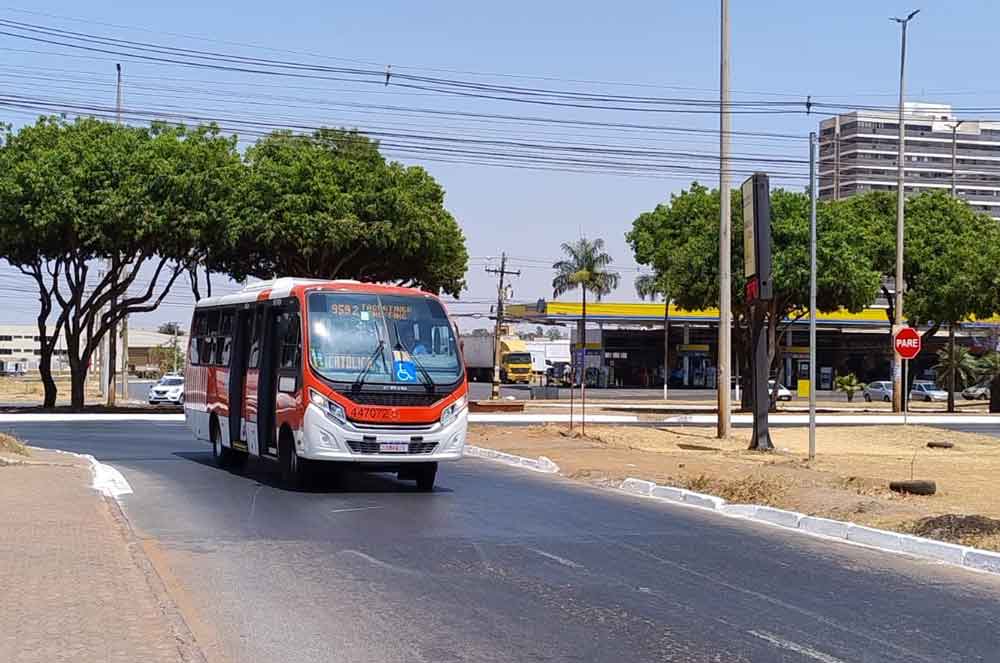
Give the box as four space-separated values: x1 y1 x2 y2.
485 254 519 401
717 0 732 438
116 63 129 402
105 63 125 407
891 10 919 414
808 132 818 460
172 323 180 374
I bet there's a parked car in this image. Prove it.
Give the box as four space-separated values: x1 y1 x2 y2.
768 380 792 401
962 383 990 400
864 380 893 402
909 381 948 402
148 374 185 405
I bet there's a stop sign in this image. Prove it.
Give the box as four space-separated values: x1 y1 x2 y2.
894 326 922 360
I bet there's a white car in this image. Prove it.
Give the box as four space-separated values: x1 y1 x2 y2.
148 375 185 405
768 380 792 401
962 383 990 400
864 380 893 402
909 381 948 402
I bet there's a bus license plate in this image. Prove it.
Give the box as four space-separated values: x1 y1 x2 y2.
380 442 409 453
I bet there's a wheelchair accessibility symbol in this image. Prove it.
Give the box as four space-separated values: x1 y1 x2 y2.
394 360 418 383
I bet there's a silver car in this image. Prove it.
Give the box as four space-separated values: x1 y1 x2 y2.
864 380 893 402
910 381 948 402
962 383 990 400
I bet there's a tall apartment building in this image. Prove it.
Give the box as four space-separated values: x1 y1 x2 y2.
818 102 1000 220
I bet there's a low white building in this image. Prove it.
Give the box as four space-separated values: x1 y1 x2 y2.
0 324 184 376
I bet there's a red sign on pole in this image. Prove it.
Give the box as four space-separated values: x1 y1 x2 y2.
894 326 921 360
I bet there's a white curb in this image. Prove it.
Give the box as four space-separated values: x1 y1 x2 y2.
38 447 134 499
618 475 1000 577
463 445 559 474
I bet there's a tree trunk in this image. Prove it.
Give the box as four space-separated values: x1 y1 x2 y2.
65 329 87 411
580 288 587 437
948 323 956 414
991 376 1000 414
38 345 57 408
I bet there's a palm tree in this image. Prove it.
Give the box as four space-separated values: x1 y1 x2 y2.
552 238 620 434
977 352 1000 414
934 344 978 413
834 373 865 403
635 273 670 400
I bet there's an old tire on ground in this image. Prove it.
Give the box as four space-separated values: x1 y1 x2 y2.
279 429 310 490
889 479 937 496
927 441 954 449
415 462 438 491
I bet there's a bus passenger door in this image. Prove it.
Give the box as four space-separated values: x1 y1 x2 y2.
243 308 264 457
256 305 280 458
228 308 253 453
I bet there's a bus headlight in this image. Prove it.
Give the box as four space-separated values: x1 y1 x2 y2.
440 394 467 427
309 389 347 425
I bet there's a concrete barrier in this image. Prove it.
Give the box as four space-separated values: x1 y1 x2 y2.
964 549 1000 574
753 506 802 529
720 504 759 518
620 478 655 497
650 485 686 502
847 525 903 551
680 490 724 510
898 534 968 565
798 516 850 540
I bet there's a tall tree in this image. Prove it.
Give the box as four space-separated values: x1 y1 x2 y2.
552 237 620 434
231 129 468 296
0 118 242 408
627 183 882 409
635 273 671 398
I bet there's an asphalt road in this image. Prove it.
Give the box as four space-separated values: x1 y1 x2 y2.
7 420 1000 663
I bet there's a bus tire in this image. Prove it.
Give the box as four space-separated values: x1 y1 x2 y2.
279 428 309 490
210 417 234 469
414 462 438 491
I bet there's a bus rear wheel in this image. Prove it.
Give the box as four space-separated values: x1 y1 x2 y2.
211 418 237 469
414 462 438 491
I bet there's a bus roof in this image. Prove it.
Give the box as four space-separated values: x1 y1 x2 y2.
194 277 440 309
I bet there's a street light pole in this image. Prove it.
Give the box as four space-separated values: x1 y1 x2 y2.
809 132 818 460
891 9 919 414
948 120 965 197
717 0 732 438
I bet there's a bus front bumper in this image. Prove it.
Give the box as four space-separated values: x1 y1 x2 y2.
300 403 467 463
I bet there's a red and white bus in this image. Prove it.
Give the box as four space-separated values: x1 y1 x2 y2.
184 278 468 490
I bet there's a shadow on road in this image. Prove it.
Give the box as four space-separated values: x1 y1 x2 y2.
172 451 454 495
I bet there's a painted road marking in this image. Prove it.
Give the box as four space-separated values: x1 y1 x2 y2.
748 630 847 663
529 548 584 569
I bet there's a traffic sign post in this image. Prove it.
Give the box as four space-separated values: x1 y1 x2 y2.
893 326 921 420
742 173 773 451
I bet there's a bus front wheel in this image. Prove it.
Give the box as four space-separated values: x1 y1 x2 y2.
279 430 310 490
415 462 438 491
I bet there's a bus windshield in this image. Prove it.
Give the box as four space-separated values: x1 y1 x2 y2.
307 291 462 386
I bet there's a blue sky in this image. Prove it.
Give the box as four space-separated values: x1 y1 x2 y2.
2 1 998 328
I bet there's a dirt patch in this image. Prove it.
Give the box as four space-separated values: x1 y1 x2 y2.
0 432 29 456
468 423 1000 551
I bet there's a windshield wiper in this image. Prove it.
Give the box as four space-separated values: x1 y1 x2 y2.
353 340 385 391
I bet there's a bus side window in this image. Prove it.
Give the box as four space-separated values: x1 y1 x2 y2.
202 310 220 366
247 309 262 369
189 311 206 365
217 309 234 366
279 312 302 369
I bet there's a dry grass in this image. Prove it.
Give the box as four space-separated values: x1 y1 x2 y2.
0 376 102 403
469 423 1000 551
0 433 30 457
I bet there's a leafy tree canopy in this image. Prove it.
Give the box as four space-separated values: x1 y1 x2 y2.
232 128 468 296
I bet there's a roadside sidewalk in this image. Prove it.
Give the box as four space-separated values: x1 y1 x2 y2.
0 445 198 663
